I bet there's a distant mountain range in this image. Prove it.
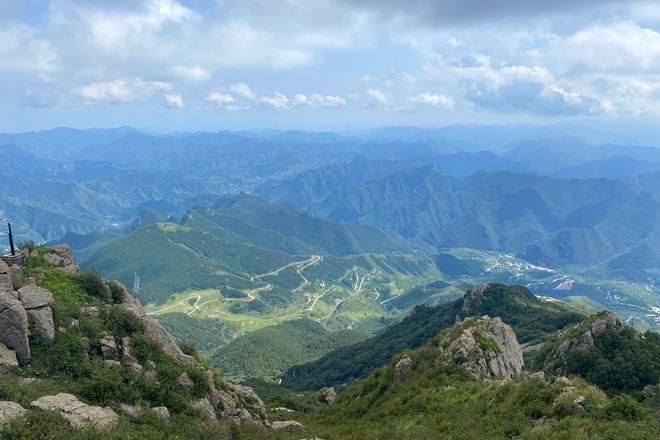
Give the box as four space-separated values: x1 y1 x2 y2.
259 156 660 281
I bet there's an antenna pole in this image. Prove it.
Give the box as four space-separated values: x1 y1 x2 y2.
7 222 15 256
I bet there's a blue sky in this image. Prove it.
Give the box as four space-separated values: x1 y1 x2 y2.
2 0 660 132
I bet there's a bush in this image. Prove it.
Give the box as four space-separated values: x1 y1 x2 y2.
17 240 37 253
604 395 644 421
77 270 112 302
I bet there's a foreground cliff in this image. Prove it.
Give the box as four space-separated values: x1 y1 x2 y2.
0 245 269 438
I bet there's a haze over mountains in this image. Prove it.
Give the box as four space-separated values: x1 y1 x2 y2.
2 125 660 438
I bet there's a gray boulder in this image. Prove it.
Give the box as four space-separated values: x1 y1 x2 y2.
31 393 118 430
120 403 142 419
177 372 195 390
272 420 305 431
42 245 79 273
0 401 27 426
0 291 30 365
18 285 55 343
151 406 170 423
0 343 18 372
121 336 139 365
440 316 524 379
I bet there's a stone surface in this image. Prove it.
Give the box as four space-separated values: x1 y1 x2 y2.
440 316 524 379
42 245 79 273
0 291 30 365
178 372 195 390
104 360 121 368
0 401 27 426
121 336 138 365
99 336 118 359
17 285 54 309
272 420 305 431
0 343 18 373
193 397 216 420
26 306 55 342
151 406 170 423
394 354 414 384
120 403 142 419
31 393 118 430
320 387 336 404
0 260 13 292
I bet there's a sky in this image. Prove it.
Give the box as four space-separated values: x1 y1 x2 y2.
2 0 660 132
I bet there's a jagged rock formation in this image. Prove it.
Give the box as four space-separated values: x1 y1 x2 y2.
439 316 524 379
394 354 414 383
544 311 620 376
41 244 79 273
0 260 12 292
320 387 336 404
30 393 119 430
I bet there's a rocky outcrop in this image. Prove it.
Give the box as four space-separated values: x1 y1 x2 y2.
119 298 195 367
42 245 79 273
461 285 489 313
31 393 119 430
18 284 55 343
178 372 195 390
193 397 216 421
320 387 336 404
394 354 414 383
0 343 19 372
439 316 524 379
99 335 118 359
546 312 620 376
0 291 30 365
0 401 27 426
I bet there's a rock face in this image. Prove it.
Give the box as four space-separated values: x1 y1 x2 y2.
18 284 55 343
0 343 19 372
546 312 620 376
193 397 216 421
99 336 118 359
439 316 524 379
0 260 12 292
42 245 79 273
394 354 414 384
0 401 27 426
31 393 119 430
320 387 336 404
119 298 195 367
0 291 30 365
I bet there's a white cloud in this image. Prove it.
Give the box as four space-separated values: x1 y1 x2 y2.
410 93 454 108
259 92 290 109
205 91 236 107
0 24 58 75
366 88 389 105
75 78 172 104
547 21 660 74
164 93 184 108
293 93 347 107
229 83 257 100
171 65 211 81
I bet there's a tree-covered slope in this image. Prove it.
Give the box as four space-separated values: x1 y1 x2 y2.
211 319 369 383
281 284 583 390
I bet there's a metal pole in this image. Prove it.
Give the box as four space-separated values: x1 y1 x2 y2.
7 222 15 256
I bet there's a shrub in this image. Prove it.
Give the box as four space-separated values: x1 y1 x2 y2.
77 270 112 302
604 395 644 421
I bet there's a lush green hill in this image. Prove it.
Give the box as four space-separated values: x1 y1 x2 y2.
281 283 583 390
530 311 660 395
278 320 660 440
211 319 370 383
